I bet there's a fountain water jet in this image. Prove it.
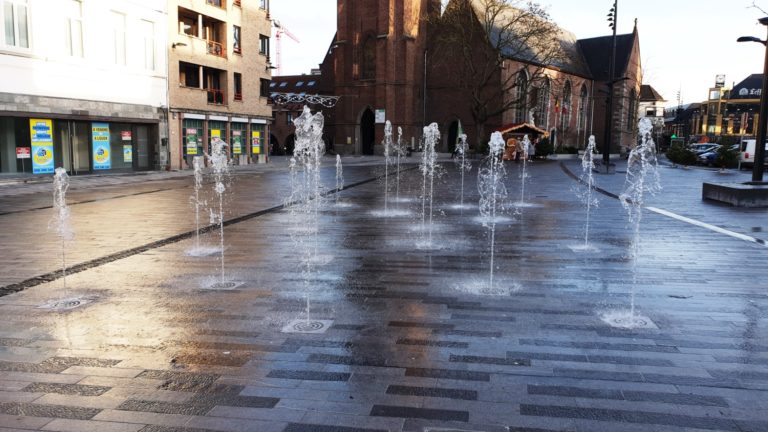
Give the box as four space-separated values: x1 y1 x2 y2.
604 118 661 328
419 123 439 248
478 132 508 291
571 135 599 252
383 121 393 214
209 138 230 286
51 167 73 290
514 135 532 208
453 133 472 211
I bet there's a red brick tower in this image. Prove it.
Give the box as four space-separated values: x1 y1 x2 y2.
328 0 440 154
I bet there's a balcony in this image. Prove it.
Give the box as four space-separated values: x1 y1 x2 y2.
207 40 226 58
207 88 225 105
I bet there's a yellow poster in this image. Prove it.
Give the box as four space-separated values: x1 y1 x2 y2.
252 131 261 154
211 129 221 138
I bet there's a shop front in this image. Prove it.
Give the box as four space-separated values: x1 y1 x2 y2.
0 116 158 175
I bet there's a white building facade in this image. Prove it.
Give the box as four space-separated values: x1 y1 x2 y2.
0 0 168 175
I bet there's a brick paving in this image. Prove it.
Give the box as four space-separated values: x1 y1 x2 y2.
0 156 765 431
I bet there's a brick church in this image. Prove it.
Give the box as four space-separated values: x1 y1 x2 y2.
270 0 643 156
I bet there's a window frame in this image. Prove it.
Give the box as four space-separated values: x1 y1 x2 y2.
111 10 127 66
2 0 30 50
234 72 243 101
65 0 83 57
233 24 241 54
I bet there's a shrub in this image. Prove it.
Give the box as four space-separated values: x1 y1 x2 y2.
715 144 739 168
665 142 697 165
535 137 553 157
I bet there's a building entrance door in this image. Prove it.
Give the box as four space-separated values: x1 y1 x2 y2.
55 121 91 175
361 108 374 155
135 125 151 170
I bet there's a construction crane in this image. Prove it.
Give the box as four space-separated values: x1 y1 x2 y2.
272 19 300 76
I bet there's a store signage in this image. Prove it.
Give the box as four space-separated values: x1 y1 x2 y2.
121 131 132 141
252 131 261 154
232 130 242 155
715 74 725 88
29 119 54 174
738 88 762 97
186 128 198 155
16 147 31 159
123 145 133 163
92 123 111 170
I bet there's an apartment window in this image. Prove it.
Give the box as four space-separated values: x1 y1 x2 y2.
286 112 294 125
259 34 269 56
3 0 29 49
233 25 241 54
206 0 224 9
111 11 126 65
234 0 241 6
140 20 155 71
234 72 242 101
307 81 316 87
65 0 83 57
260 0 268 10
260 79 270 97
296 81 304 87
178 8 198 37
179 61 200 88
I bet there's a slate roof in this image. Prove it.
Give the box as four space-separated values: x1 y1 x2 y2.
577 33 635 81
640 84 665 102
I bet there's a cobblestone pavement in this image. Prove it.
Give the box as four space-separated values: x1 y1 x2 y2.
0 156 765 432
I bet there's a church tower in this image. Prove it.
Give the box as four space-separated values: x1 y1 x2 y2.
330 0 441 154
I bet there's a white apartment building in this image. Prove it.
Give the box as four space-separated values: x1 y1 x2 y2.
0 0 168 175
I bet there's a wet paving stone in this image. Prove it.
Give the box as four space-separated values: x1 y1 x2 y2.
284 424 388 432
432 329 503 338
396 338 469 348
0 357 121 373
117 399 213 416
371 404 469 422
21 382 111 396
139 426 221 432
386 385 478 400
267 370 352 381
137 370 220 393
405 368 491 382
0 401 102 419
450 355 531 367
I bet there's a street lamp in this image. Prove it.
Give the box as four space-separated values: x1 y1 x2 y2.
737 16 768 182
602 0 618 173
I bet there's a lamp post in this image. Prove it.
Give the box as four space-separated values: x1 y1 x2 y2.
737 16 768 182
603 0 618 173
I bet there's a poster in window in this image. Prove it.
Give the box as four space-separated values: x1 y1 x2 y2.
232 130 242 155
123 145 133 163
92 122 112 170
29 119 55 174
186 128 198 155
252 131 261 154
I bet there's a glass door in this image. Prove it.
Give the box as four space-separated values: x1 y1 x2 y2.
54 121 91 174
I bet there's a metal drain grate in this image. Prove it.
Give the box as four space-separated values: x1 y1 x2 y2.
281 319 334 334
38 296 95 311
601 311 658 329
206 281 243 290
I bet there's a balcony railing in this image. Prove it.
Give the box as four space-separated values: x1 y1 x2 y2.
207 88 225 105
207 40 226 58
234 92 243 101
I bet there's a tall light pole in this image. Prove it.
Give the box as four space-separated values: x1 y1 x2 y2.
737 16 768 182
603 0 618 173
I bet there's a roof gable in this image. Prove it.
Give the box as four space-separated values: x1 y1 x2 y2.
577 33 635 81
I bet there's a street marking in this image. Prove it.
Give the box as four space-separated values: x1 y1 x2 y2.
645 206 767 247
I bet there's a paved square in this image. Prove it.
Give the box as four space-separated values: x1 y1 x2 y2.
0 157 766 432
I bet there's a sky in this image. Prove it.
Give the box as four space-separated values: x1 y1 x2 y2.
270 0 768 109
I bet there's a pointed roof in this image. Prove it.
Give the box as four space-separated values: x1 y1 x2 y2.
730 73 763 100
577 32 636 81
640 84 665 102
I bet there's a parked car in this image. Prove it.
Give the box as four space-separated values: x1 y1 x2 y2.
690 143 719 155
698 144 739 166
739 139 768 168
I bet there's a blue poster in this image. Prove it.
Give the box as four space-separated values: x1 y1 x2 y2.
92 123 111 170
29 119 55 174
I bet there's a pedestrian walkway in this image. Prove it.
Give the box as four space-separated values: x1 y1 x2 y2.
0 157 765 432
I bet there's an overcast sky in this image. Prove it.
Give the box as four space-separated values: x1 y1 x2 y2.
270 0 767 108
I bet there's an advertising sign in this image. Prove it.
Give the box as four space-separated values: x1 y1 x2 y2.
232 130 242 155
29 119 54 174
16 147 31 159
121 131 132 141
123 145 133 163
186 128 198 155
92 123 111 170
252 131 261 154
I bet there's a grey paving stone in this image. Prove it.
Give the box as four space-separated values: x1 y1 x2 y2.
266 370 351 381
386 385 477 400
116 399 212 416
450 355 531 367
21 382 111 396
396 338 469 348
405 368 490 382
0 402 101 420
432 329 503 338
370 404 469 422
283 423 388 432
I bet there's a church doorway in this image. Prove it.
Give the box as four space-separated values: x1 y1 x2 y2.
447 120 459 153
361 108 375 155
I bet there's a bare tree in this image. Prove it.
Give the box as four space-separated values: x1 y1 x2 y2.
429 0 569 149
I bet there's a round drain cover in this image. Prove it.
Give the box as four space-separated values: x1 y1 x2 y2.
54 300 81 309
210 282 237 289
293 321 325 332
